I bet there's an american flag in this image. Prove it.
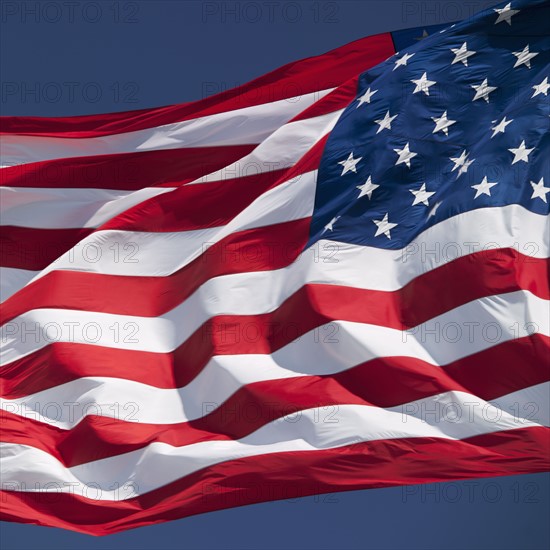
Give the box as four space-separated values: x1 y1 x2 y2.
1 0 549 535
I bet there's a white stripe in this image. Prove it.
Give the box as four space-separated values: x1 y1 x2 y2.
1 289 547 377
2 206 547 303
0 268 35 303
192 109 341 184
0 90 332 167
24 203 550 283
25 170 317 281
1 385 547 499
0 186 175 229
0 110 339 230
2 290 547 426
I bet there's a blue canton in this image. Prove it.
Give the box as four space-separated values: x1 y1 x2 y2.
309 0 550 250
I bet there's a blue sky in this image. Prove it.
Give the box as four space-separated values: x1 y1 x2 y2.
1 1 548 548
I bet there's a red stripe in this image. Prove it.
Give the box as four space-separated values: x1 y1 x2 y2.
1 335 548 467
95 120 328 233
1 228 545 323
0 85 334 192
0 134 327 272
0 427 547 535
0 169 294 271
0 227 94 271
0 216 309 288
1 242 546 330
290 77 358 122
1 251 547 396
0 145 256 190
0 35 393 137
99 171 297 233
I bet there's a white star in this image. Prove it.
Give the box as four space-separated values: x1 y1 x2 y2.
394 142 417 168
415 29 429 41
428 201 442 218
530 177 549 203
491 116 513 138
532 77 550 98
440 24 456 34
323 216 340 233
432 111 456 136
450 150 475 177
508 140 534 164
451 42 476 66
356 87 378 107
373 213 398 239
393 52 415 71
410 183 435 206
338 152 362 175
471 78 497 103
411 72 436 95
356 176 379 200
494 3 519 25
471 176 498 199
512 45 538 69
375 110 398 134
